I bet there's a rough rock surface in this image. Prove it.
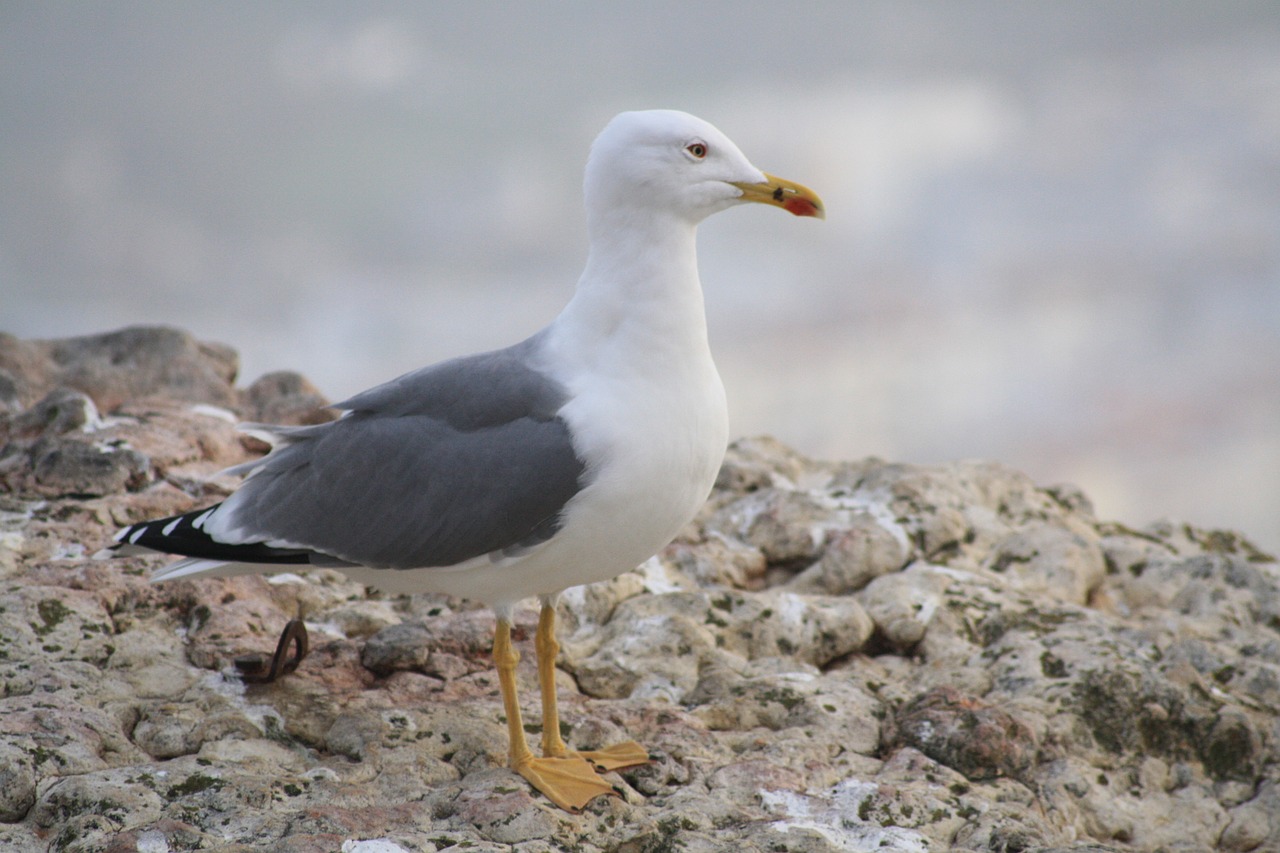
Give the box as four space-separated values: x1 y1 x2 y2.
1 327 1277 852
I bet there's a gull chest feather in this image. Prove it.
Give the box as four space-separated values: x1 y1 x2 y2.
550 323 729 582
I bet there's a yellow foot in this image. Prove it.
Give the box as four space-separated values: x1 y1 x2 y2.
516 755 619 813
575 740 651 772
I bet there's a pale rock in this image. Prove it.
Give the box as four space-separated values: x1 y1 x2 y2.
103 617 203 698
452 770 576 844
664 535 766 590
694 666 880 757
325 711 388 761
197 737 309 775
31 768 166 836
0 741 36 822
787 510 909 594
711 434 813 496
1219 780 1280 851
556 569 648 640
132 702 208 759
0 586 117 668
320 599 403 639
1 330 1278 852
857 562 949 651
714 488 828 566
263 568 374 622
985 522 1106 604
708 587 873 666
569 592 721 701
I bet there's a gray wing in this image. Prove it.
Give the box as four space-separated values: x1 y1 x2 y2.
215 337 585 570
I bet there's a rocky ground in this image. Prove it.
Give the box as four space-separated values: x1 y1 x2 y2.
2 327 1278 853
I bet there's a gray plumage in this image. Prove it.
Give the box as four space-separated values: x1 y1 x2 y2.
214 335 586 570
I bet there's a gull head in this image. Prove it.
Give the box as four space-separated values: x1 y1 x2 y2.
585 109 824 226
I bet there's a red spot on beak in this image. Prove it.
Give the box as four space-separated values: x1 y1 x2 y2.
783 196 821 218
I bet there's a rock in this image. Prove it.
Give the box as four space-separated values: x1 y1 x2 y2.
0 741 36 822
985 523 1106 604
30 768 166 843
1220 781 1280 851
568 592 720 702
240 370 335 426
451 772 575 844
665 536 766 590
5 387 101 439
361 622 434 675
713 488 828 566
2 409 256 509
31 438 151 496
0 585 119 667
361 611 494 680
324 712 388 761
857 562 949 652
322 599 403 640
704 588 874 666
787 511 908 594
711 434 814 495
131 701 226 760
1 328 1279 851
886 686 1037 781
0 326 238 412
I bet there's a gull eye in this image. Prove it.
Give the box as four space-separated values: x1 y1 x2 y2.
685 141 708 160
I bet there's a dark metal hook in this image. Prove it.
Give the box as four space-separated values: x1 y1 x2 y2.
234 618 309 683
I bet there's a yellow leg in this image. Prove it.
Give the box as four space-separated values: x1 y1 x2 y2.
536 603 567 757
534 603 650 772
493 617 617 812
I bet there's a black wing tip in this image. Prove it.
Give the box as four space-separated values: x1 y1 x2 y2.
115 504 311 565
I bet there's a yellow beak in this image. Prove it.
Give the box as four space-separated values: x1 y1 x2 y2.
730 172 825 219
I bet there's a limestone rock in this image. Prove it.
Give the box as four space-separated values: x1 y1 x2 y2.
0 326 238 412
1 328 1278 851
985 522 1106 604
787 510 908 594
239 370 336 426
0 741 36 822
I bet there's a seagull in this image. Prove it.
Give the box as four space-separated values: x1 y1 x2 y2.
113 109 823 811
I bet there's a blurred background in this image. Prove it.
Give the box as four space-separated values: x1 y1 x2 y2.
3 3 1278 552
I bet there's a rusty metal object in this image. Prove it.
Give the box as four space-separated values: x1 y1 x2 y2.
234 619 309 683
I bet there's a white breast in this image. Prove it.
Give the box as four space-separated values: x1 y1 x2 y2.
549 340 729 590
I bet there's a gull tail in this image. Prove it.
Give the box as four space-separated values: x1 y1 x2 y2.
113 504 312 582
